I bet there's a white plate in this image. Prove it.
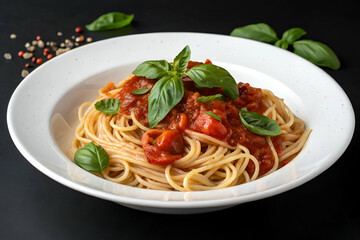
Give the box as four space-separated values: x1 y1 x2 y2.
7 32 355 214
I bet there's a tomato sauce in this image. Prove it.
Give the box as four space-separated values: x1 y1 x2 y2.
115 61 282 176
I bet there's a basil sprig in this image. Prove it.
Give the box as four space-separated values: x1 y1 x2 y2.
147 75 184 128
186 64 238 99
86 12 134 31
197 94 225 102
231 23 340 70
132 45 239 128
95 98 120 114
239 108 281 136
74 142 109 173
230 23 278 43
293 40 340 70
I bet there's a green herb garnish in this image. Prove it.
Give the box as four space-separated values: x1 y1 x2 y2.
74 142 109 173
132 45 238 128
231 23 340 70
94 98 120 114
204 111 222 122
86 12 134 31
196 94 225 102
132 88 150 95
239 108 281 136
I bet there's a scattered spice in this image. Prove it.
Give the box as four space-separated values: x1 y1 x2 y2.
26 45 35 52
37 40 45 48
21 69 29 78
23 52 33 59
36 58 43 65
4 53 12 60
18 51 24 57
75 27 83 33
75 35 84 43
10 26 95 78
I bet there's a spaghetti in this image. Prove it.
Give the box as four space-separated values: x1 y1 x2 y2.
72 60 311 192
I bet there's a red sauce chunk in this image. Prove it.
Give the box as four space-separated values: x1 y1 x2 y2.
141 129 183 165
116 61 282 176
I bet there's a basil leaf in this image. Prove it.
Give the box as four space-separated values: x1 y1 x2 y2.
148 75 184 128
282 27 307 45
132 88 150 95
230 23 279 43
186 64 239 99
204 111 222 122
132 60 174 79
293 40 340 70
74 142 109 172
95 98 120 114
274 39 289 50
85 12 134 31
239 108 281 136
173 45 191 74
197 94 225 102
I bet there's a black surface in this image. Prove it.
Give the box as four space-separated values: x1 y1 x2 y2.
1 0 359 239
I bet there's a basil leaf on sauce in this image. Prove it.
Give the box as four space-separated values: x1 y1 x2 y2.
148 75 184 128
173 45 191 74
239 108 281 136
293 40 340 70
204 111 222 122
85 12 134 31
230 23 279 43
74 142 109 172
132 88 150 95
132 45 239 128
132 60 174 79
196 94 225 102
186 64 239 99
94 98 120 114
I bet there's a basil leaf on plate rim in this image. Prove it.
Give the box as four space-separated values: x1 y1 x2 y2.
230 23 279 43
239 108 282 137
293 40 340 70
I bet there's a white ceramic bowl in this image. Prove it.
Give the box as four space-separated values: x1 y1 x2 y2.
7 32 355 214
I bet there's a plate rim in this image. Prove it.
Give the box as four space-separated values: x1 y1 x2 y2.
7 32 355 209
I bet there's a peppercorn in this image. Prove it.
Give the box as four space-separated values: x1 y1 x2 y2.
36 58 43 65
25 63 31 68
31 57 36 63
47 54 54 60
75 27 83 33
36 35 41 40
18 51 24 57
43 48 50 56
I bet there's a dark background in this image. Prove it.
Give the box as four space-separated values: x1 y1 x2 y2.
1 0 359 239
